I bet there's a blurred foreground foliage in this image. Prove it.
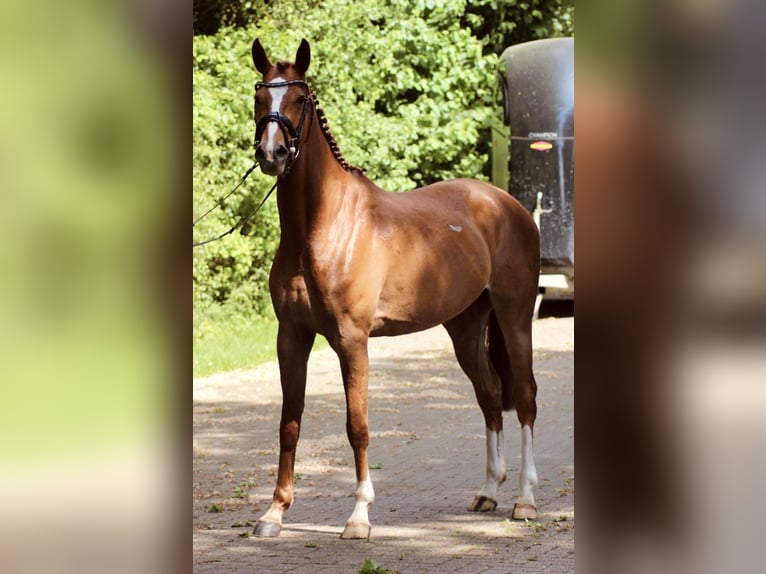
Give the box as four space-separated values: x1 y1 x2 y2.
0 0 179 452
193 0 573 356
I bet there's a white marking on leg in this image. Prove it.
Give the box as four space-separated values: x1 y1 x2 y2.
517 424 538 506
346 479 375 526
258 502 284 525
478 428 506 501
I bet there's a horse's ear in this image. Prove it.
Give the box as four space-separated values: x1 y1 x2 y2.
295 39 311 75
252 39 272 74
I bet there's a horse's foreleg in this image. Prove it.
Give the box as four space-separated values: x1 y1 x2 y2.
253 324 315 537
336 334 375 539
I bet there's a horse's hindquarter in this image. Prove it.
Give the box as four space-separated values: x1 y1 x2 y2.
369 180 536 335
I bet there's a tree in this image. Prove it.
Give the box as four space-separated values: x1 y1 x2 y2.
461 0 574 55
193 0 258 35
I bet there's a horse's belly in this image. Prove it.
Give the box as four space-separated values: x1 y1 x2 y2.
369 292 481 336
369 317 436 337
370 265 487 336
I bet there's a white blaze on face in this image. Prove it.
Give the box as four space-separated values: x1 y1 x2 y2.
264 76 288 153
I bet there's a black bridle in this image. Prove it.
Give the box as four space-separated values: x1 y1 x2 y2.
254 80 313 170
192 80 314 248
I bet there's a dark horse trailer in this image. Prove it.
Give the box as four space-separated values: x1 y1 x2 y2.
491 37 574 303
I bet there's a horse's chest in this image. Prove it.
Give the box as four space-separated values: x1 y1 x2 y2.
271 238 377 327
270 250 338 323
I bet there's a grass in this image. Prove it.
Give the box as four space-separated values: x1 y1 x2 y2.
193 303 327 378
358 559 399 574
524 518 548 533
232 482 254 499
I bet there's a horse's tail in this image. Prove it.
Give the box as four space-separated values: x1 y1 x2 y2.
487 310 514 411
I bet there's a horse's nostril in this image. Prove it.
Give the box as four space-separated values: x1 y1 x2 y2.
255 146 266 162
274 145 289 160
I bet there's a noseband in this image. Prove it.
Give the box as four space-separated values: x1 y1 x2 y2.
254 80 313 170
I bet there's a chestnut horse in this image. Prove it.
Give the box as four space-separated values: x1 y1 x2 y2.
250 39 540 539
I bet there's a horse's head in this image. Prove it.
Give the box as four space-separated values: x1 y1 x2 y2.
252 39 313 176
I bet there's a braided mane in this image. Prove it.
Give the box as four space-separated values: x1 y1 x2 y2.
309 90 365 174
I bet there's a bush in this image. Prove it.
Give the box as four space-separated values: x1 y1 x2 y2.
193 0 574 324
193 0 498 316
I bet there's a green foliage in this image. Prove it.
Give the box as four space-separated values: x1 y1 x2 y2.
193 0 574 364
193 32 282 315
193 0 264 35
193 0 574 47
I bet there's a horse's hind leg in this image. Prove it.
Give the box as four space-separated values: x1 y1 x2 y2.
444 294 507 513
489 283 540 520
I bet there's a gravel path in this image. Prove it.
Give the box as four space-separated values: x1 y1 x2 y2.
193 315 573 573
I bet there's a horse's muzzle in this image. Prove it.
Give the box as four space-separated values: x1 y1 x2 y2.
255 143 290 176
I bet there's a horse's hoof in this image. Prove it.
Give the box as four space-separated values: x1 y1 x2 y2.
253 520 282 537
468 495 498 512
340 521 371 539
512 502 538 520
